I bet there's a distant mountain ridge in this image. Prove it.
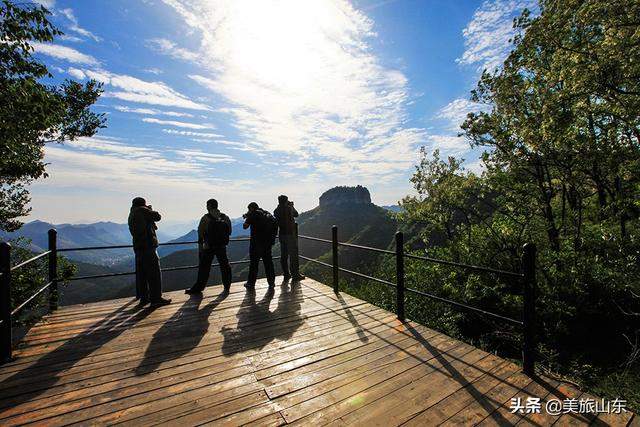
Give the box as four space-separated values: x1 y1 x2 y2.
5 186 398 305
0 220 135 266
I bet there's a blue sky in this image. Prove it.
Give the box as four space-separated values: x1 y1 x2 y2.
27 0 533 224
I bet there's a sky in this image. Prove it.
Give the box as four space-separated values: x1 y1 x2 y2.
26 0 534 225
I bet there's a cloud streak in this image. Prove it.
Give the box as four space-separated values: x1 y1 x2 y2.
31 42 98 65
457 0 535 73
67 68 210 111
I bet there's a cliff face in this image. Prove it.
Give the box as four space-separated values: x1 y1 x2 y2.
319 185 371 208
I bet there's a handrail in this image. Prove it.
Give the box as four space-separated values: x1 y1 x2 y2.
2 225 536 375
337 241 395 255
298 235 332 244
10 251 51 272
405 286 522 325
58 236 251 253
298 227 536 375
405 253 524 279
299 234 521 279
11 281 54 317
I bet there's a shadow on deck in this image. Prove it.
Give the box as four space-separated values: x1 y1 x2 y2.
0 278 634 426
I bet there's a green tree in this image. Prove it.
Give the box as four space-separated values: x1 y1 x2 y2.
1 0 105 231
394 0 639 408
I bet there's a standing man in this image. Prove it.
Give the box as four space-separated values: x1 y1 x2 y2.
186 199 233 295
274 195 305 281
243 202 277 290
128 197 171 307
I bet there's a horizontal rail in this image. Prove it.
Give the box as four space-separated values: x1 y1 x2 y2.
67 256 280 281
300 255 396 288
337 241 395 255
300 255 332 269
405 287 523 326
339 266 397 288
298 235 332 244
405 253 523 279
10 251 51 272
11 281 54 317
59 237 251 253
298 235 521 279
68 271 135 281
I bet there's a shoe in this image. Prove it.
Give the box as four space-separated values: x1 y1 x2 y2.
223 285 231 294
292 274 306 281
185 288 203 296
283 274 291 281
137 298 149 306
150 297 172 307
244 282 255 290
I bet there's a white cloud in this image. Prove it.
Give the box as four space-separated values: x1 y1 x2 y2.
59 34 83 43
73 69 210 110
161 129 224 139
144 68 164 75
146 38 199 62
457 0 535 73
114 105 194 117
142 117 214 129
67 67 86 79
31 42 98 65
161 0 426 181
425 135 470 156
436 98 487 132
32 0 55 8
60 8 102 42
174 149 236 164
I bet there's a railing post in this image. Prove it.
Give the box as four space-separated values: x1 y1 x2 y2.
48 229 58 311
332 225 338 293
522 242 537 376
0 242 12 362
395 231 405 321
295 222 300 275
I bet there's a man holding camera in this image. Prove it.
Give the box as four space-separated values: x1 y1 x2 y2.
128 197 171 307
243 202 277 290
274 195 305 281
186 198 232 295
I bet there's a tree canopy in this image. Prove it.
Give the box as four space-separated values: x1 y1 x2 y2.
396 0 639 407
0 0 105 231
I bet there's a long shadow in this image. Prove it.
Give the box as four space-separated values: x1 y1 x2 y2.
0 300 153 408
135 290 229 376
406 324 512 425
221 279 306 356
335 293 369 343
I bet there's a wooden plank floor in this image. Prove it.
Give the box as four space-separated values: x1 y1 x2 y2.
0 278 634 426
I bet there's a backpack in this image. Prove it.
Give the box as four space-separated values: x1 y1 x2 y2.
206 214 231 248
255 209 278 245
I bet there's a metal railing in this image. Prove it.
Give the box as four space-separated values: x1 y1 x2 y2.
0 229 264 362
299 225 537 376
1 224 537 376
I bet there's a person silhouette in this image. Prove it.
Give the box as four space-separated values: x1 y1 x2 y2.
274 195 305 281
242 202 277 290
127 197 171 307
186 199 232 295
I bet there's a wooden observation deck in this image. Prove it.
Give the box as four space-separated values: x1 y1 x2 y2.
0 278 635 426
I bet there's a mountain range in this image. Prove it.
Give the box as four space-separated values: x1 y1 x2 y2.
3 186 399 305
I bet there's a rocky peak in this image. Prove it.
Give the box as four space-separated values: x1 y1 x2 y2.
319 185 372 208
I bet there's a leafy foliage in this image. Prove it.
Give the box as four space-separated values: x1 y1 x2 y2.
7 238 76 325
0 0 105 231
383 0 640 408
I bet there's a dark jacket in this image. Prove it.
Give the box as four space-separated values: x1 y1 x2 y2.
244 208 276 245
273 202 298 236
128 205 161 250
197 209 232 251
